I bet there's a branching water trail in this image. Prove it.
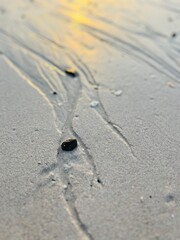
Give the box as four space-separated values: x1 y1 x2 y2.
0 35 96 240
55 72 95 240
67 51 138 160
1 1 179 237
82 9 168 40
147 0 180 13
25 26 140 161
0 27 102 184
26 14 180 86
0 28 66 76
126 32 180 78
82 24 180 84
44 0 180 86
15 23 137 184
28 28 138 160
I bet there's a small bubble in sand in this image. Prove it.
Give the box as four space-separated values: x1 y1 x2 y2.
65 67 78 77
90 100 99 108
113 90 123 96
140 196 144 202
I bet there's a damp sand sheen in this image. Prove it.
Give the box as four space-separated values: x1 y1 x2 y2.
0 0 180 240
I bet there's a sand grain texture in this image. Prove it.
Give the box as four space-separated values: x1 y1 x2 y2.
0 0 180 239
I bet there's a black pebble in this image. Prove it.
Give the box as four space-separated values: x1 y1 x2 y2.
171 33 177 38
65 67 78 78
53 91 57 95
61 139 78 151
97 177 102 184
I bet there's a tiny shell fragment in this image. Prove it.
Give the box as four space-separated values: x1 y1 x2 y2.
90 100 99 108
114 90 122 96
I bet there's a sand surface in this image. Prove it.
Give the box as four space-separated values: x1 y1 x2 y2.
0 0 180 239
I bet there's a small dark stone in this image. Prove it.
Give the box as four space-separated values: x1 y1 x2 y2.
97 177 102 184
61 139 77 151
65 67 78 78
53 91 57 95
165 194 174 203
149 195 152 199
171 33 177 38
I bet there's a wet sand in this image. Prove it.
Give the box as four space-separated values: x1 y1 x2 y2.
0 0 180 239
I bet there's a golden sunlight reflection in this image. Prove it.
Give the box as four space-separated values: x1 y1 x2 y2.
60 0 98 55
34 0 137 61
59 0 136 52
66 0 92 25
